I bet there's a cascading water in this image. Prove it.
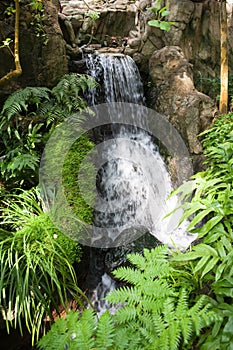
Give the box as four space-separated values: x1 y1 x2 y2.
85 53 193 248
82 53 195 313
86 53 145 105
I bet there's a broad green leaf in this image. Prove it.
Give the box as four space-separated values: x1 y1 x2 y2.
215 262 227 282
193 244 218 257
198 215 223 238
187 208 214 230
193 256 210 274
201 256 219 278
159 21 171 31
148 19 160 28
161 10 170 17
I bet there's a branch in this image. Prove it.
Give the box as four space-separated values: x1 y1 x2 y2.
0 0 22 86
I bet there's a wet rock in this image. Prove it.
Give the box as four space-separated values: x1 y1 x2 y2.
128 37 141 48
149 46 217 157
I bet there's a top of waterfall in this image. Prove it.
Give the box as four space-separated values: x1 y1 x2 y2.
86 52 145 105
60 0 138 15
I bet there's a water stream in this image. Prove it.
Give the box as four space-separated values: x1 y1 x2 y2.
81 53 195 313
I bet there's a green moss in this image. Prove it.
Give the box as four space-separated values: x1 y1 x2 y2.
62 134 95 225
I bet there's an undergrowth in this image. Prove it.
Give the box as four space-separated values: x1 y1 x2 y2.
38 112 233 349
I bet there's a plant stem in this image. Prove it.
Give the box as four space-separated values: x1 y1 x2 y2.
0 0 22 86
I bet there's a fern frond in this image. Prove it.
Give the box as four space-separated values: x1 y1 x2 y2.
112 266 145 286
180 317 193 344
96 310 115 348
127 246 173 279
37 317 69 350
158 330 170 350
152 313 166 336
113 328 130 349
70 309 95 350
1 87 50 120
168 322 181 350
163 297 176 324
107 285 141 304
114 304 138 323
52 73 97 104
141 279 175 298
140 296 164 314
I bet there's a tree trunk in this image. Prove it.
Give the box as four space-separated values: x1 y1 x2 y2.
219 0 228 114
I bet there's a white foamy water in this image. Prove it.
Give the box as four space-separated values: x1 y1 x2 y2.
86 53 195 250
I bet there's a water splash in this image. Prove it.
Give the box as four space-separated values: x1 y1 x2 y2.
83 53 196 315
85 53 195 250
86 53 145 105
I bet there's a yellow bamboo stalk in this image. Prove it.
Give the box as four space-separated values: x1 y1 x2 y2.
219 0 228 114
0 0 22 86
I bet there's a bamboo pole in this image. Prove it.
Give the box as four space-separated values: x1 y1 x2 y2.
0 0 22 86
219 0 228 114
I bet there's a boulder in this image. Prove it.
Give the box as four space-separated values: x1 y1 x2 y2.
149 46 218 164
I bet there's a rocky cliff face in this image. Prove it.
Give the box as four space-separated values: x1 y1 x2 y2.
148 46 218 169
60 0 233 80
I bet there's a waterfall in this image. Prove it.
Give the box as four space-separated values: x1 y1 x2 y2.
86 53 145 105
81 53 195 314
85 53 194 249
39 53 195 315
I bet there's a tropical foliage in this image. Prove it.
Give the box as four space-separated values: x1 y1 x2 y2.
172 112 233 349
38 112 233 349
38 246 216 350
0 73 97 188
0 72 97 344
0 189 84 345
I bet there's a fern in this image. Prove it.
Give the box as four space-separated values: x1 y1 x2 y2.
52 73 97 110
1 86 50 121
0 73 96 189
106 246 214 350
96 311 115 349
38 245 215 350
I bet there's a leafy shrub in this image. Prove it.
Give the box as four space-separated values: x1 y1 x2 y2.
0 188 84 345
38 246 216 350
0 74 97 189
172 113 233 348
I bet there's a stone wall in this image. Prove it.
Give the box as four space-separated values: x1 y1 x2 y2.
60 0 233 80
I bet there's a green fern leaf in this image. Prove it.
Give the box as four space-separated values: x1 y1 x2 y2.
1 87 50 120
107 285 141 305
114 304 138 323
96 310 115 349
37 317 70 350
112 266 145 286
70 309 95 350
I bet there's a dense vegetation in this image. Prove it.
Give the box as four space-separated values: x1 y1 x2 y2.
1 1 232 349
0 73 97 344
0 70 233 348
38 113 233 349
